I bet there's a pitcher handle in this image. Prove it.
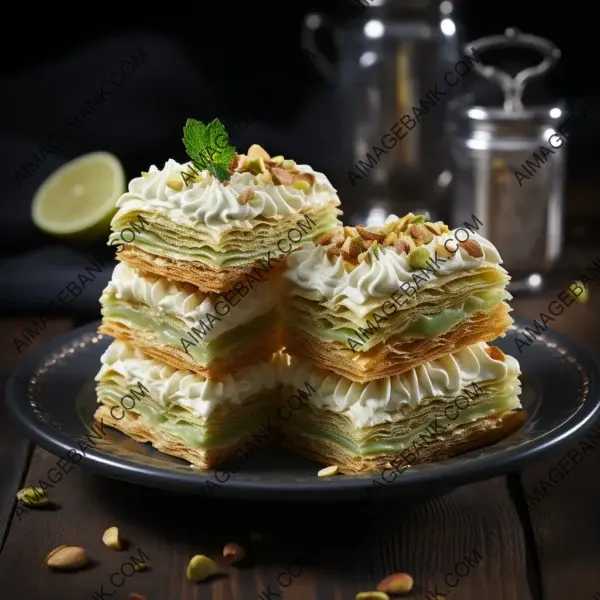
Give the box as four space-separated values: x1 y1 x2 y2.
301 12 337 81
468 28 561 113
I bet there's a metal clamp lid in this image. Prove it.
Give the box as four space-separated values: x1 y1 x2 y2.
468 28 561 113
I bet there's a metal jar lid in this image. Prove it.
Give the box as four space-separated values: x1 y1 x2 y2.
450 28 565 140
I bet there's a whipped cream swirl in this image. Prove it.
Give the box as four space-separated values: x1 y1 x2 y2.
96 340 279 419
283 342 521 428
286 218 505 317
112 159 340 232
102 262 279 342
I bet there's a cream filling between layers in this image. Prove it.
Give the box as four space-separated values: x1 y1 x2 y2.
102 262 280 342
282 342 521 428
96 340 280 420
286 222 506 319
111 158 341 234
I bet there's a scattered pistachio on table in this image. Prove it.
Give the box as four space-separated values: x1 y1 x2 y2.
45 545 89 571
223 542 246 564
318 465 339 477
17 487 50 507
568 280 590 304
102 526 122 550
186 554 218 583
356 592 390 600
376 572 414 595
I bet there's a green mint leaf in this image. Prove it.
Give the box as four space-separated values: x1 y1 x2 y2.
208 162 231 182
182 118 236 182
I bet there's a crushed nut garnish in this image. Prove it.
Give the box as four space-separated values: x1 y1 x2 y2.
331 233 346 247
229 154 239 175
247 144 270 161
485 346 505 362
294 171 316 186
459 239 484 258
316 233 333 246
247 157 266 175
408 224 426 241
407 246 430 269
424 222 443 236
238 189 254 205
356 225 385 243
326 246 342 257
394 239 412 255
341 237 364 261
435 243 455 259
384 232 398 246
293 179 311 191
271 167 294 185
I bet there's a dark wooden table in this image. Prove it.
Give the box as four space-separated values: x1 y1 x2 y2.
1 268 600 600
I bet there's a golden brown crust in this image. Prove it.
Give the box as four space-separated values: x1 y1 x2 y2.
99 320 281 379
117 245 288 293
93 400 280 470
282 409 526 474
283 303 513 383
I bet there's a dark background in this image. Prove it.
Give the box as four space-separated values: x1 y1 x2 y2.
0 0 594 327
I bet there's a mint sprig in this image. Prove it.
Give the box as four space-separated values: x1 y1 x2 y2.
182 118 236 182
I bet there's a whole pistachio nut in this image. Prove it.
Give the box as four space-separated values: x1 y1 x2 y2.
223 542 246 564
186 554 218 583
407 246 430 270
102 526 121 550
45 545 89 571
318 465 339 477
376 572 414 595
17 487 50 507
166 174 184 192
356 592 390 600
568 280 590 304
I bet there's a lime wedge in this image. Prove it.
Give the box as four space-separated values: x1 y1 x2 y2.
32 152 125 242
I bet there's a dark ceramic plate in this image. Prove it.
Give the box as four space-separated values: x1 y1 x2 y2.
6 319 600 500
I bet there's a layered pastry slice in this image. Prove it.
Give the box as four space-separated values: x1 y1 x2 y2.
95 340 281 469
109 122 342 293
280 342 524 474
99 262 280 378
283 213 513 382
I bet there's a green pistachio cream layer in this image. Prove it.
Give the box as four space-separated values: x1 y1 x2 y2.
100 262 279 366
95 340 280 450
281 344 522 458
